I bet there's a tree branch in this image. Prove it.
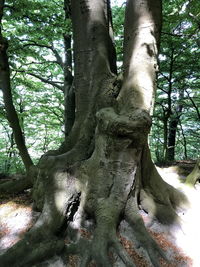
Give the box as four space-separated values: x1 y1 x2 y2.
16 70 64 92
23 41 64 68
157 85 168 94
159 72 170 82
185 90 200 120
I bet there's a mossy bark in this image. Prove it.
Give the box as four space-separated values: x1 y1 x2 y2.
185 159 200 186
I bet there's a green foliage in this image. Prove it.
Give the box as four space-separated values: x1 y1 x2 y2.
150 0 200 162
112 3 125 68
0 0 66 173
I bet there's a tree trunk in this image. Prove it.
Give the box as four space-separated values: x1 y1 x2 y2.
0 0 188 266
165 89 184 162
63 0 75 137
0 3 33 171
165 117 179 161
0 1 34 193
4 132 14 173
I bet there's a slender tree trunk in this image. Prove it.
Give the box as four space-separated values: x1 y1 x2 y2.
163 117 168 160
165 90 184 161
166 117 179 161
63 0 75 137
5 132 14 172
179 120 188 159
0 12 33 171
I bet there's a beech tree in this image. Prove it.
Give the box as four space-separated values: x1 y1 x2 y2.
0 0 188 266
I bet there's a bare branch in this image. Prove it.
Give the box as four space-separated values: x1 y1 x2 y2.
159 72 170 82
185 90 200 120
157 85 168 94
16 70 64 92
23 41 64 68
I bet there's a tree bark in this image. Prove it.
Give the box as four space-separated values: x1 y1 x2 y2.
166 117 179 161
165 89 184 162
185 159 200 186
63 0 75 137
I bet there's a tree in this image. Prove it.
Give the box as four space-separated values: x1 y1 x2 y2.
150 0 200 162
0 0 66 177
0 0 33 171
0 0 187 266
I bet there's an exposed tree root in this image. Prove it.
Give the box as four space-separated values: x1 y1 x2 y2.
0 164 188 267
0 234 65 267
0 166 38 194
0 177 32 194
139 145 188 228
0 109 189 267
185 159 200 186
125 197 169 267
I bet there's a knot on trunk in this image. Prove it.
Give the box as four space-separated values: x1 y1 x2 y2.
96 107 151 144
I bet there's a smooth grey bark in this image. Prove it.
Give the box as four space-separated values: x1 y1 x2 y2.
0 2 33 171
51 0 117 159
0 1 188 266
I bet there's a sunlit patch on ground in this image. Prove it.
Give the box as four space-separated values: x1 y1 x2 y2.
157 166 200 267
0 196 40 252
173 187 200 267
157 166 184 188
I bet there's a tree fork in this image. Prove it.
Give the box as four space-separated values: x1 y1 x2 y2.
0 0 190 266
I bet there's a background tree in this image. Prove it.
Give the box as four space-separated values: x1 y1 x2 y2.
0 0 33 172
0 0 66 174
150 0 200 163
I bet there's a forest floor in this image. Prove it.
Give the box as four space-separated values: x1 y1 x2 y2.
0 162 200 266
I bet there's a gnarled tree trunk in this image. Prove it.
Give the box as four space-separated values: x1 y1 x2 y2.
0 0 188 266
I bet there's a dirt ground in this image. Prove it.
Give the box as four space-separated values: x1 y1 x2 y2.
0 164 200 266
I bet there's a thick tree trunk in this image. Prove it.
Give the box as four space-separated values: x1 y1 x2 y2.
0 0 188 266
